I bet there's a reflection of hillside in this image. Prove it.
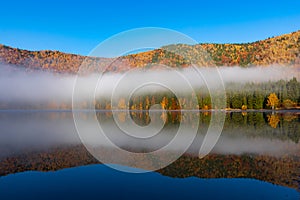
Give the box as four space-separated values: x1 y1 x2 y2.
0 145 298 190
159 154 299 190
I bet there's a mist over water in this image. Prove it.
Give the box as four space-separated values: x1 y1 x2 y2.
0 64 298 106
0 111 298 159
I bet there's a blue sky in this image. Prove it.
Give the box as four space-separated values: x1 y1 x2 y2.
0 0 299 55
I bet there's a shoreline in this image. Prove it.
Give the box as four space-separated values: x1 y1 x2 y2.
0 108 299 113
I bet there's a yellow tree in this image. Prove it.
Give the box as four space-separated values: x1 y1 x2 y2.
145 96 150 110
118 98 126 109
267 93 279 110
160 97 168 110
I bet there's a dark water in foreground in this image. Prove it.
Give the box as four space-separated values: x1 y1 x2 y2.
0 164 299 200
0 110 299 199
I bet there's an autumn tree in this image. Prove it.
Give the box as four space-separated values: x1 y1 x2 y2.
118 98 126 109
282 99 297 108
266 93 279 110
160 97 168 110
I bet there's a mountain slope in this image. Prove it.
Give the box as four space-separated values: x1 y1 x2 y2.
0 30 299 73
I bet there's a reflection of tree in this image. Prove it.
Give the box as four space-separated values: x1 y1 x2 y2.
117 112 126 123
94 111 299 142
241 111 247 116
282 114 297 122
160 112 167 122
267 114 280 128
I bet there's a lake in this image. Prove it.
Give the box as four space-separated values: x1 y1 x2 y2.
0 110 299 199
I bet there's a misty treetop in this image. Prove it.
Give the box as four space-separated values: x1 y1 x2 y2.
92 78 300 111
225 77 299 109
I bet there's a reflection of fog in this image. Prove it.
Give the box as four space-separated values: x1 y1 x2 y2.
0 111 80 158
0 111 299 159
209 136 299 156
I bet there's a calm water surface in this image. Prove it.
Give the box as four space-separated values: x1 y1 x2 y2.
0 110 299 199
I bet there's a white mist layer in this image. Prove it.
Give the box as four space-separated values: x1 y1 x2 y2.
0 64 299 105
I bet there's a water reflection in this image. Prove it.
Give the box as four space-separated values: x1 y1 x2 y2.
267 114 280 128
0 110 299 189
1 111 299 157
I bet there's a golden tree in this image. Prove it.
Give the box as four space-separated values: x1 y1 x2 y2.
118 98 126 109
266 93 279 110
160 97 168 110
282 99 296 108
241 105 247 110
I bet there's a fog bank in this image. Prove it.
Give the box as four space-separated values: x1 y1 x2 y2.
0 64 298 106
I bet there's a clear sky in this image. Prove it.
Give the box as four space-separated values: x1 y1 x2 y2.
1 0 299 55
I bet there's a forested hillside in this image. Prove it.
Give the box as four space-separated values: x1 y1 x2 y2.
0 30 299 73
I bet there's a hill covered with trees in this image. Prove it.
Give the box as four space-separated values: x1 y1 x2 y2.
0 30 299 73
